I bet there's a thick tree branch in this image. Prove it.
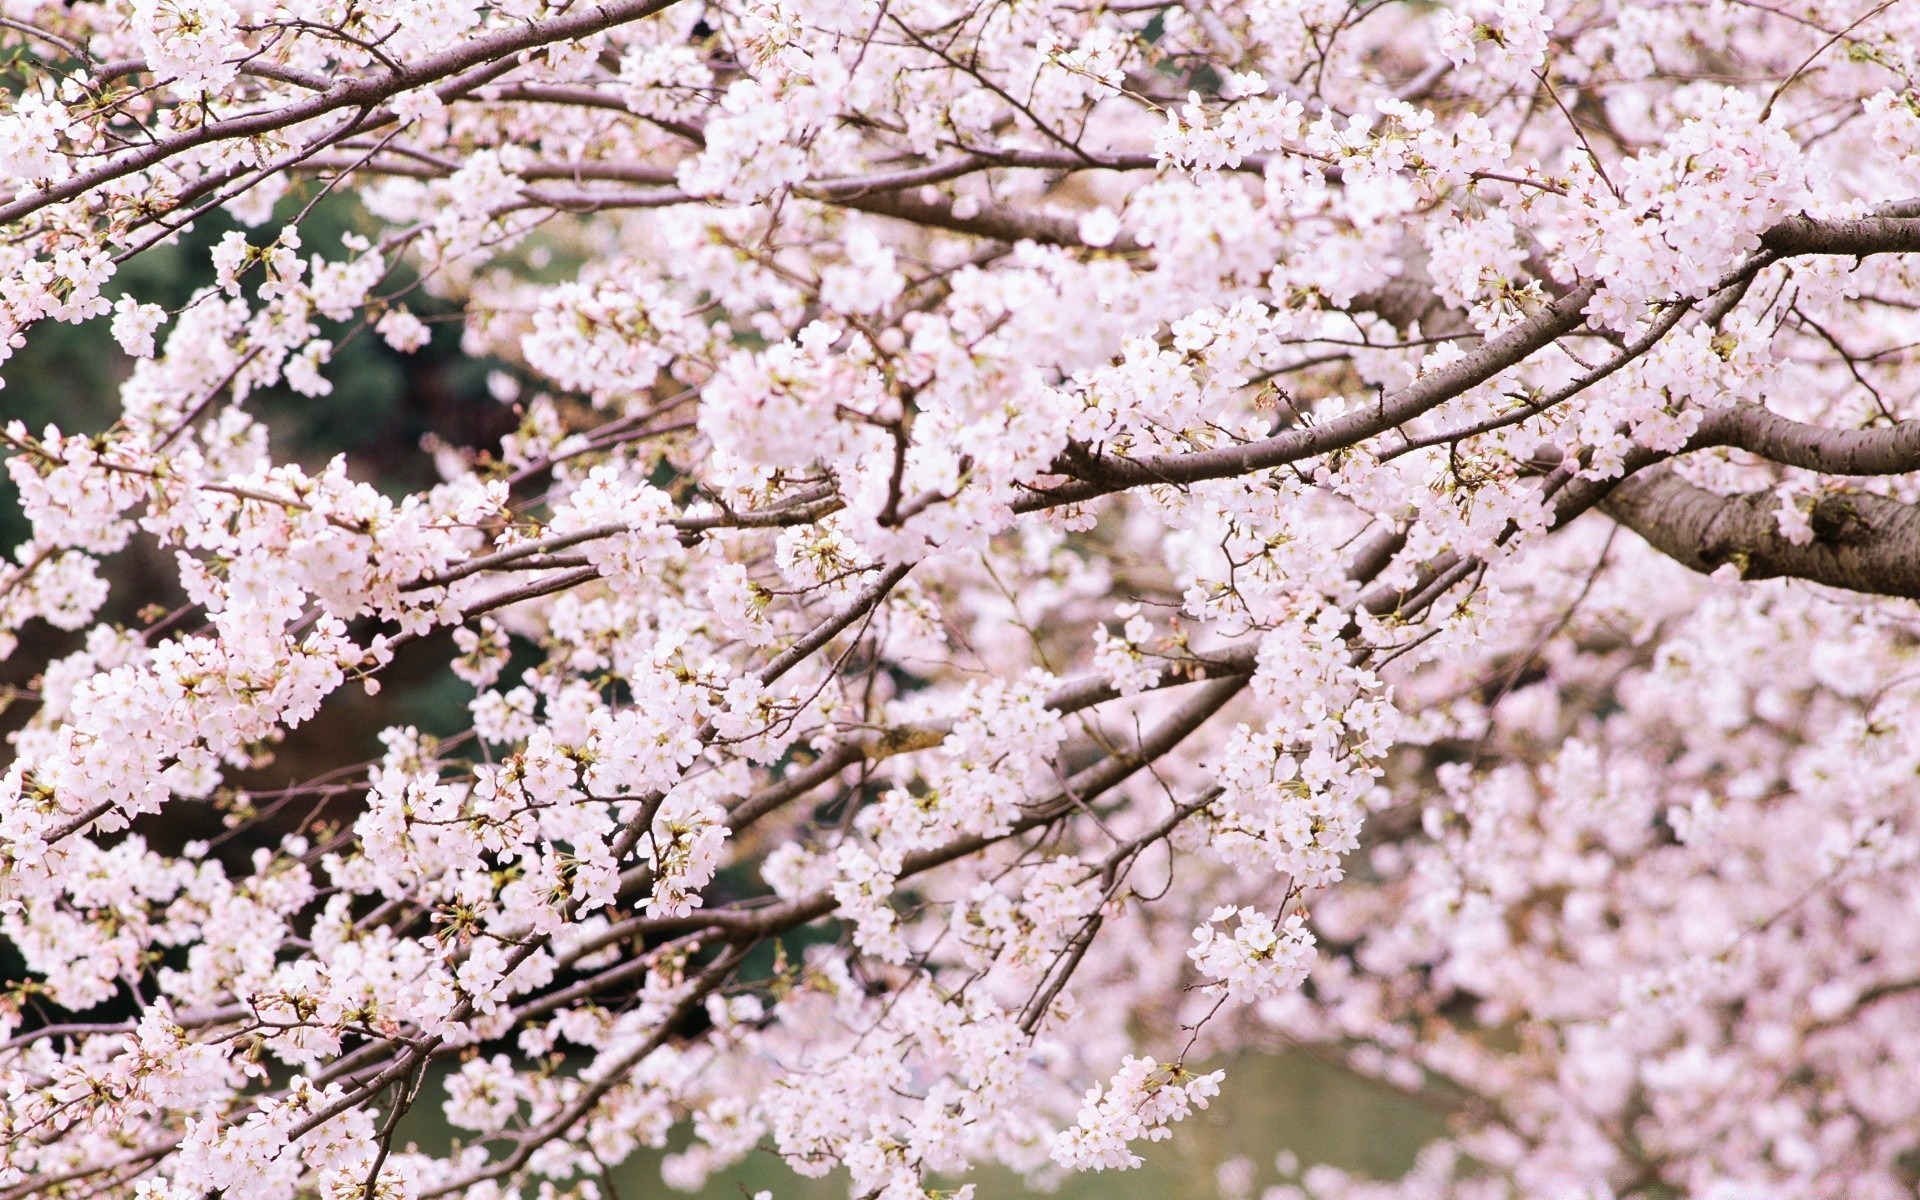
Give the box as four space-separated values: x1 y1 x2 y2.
831 188 1117 248
1601 466 1920 597
1759 214 1920 257
1690 402 1920 475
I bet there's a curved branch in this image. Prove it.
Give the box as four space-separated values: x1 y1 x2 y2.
1760 214 1920 257
1690 402 1920 475
1006 215 1920 515
824 188 1120 248
1014 282 1603 511
1601 466 1920 597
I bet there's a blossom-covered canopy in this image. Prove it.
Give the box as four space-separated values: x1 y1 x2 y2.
6 0 1920 1196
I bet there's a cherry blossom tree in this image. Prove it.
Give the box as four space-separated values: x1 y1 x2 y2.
9 0 1920 1195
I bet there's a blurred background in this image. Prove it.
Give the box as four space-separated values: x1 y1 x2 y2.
540 1052 1439 1200
0 195 1442 1200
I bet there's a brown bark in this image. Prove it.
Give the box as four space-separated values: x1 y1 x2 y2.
1601 466 1920 598
1690 403 1920 476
